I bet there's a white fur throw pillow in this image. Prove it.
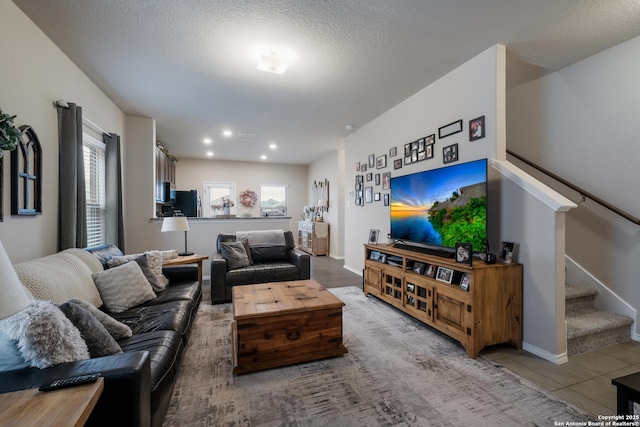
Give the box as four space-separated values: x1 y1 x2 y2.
93 262 157 313
70 298 132 340
0 300 89 368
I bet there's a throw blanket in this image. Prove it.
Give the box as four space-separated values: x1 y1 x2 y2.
236 230 285 246
314 222 329 239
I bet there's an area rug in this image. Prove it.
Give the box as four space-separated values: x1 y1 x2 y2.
164 286 593 426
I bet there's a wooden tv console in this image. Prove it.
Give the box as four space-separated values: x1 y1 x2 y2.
363 244 523 358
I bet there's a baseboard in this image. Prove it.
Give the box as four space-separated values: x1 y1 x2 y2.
330 254 345 260
343 265 362 276
522 341 568 365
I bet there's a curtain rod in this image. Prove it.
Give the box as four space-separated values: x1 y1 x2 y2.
55 99 110 136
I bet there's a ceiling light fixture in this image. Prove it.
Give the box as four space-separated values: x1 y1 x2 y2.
203 138 212 144
222 130 232 137
269 143 277 150
256 49 294 75
206 151 213 157
261 155 267 160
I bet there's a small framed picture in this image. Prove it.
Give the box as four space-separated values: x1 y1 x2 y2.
404 143 412 157
406 283 415 293
406 295 415 306
366 172 373 181
365 186 373 203
356 162 360 171
374 192 381 201
368 154 375 168
382 172 391 190
425 134 435 145
469 115 485 141
389 147 397 157
436 266 454 284
500 241 515 263
413 262 426 274
404 155 412 165
424 263 437 278
459 273 471 291
378 253 387 263
368 229 380 245
361 163 367 172
443 143 459 164
375 173 380 186
383 193 389 206
425 144 434 159
438 119 463 139
455 242 472 266
369 250 381 260
394 158 403 170
376 154 387 169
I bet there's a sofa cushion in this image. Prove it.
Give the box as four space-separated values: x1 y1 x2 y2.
225 262 300 286
141 282 202 307
220 241 251 270
0 300 89 368
92 262 157 313
250 245 288 263
14 252 103 307
58 301 122 358
70 298 132 340
110 300 196 337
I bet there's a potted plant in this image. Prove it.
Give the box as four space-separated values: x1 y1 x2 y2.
0 109 20 158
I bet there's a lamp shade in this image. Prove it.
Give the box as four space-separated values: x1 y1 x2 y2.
0 241 31 320
317 199 328 208
161 216 190 232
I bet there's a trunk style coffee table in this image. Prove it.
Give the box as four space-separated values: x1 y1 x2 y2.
232 279 348 374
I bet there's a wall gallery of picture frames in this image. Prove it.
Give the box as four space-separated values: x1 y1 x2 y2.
353 115 485 207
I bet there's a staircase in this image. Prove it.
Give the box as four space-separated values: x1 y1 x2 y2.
566 283 633 355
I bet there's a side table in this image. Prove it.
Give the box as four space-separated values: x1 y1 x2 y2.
612 372 640 415
0 377 104 427
163 253 209 283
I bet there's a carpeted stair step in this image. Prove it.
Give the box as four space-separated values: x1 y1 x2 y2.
567 308 633 355
565 283 597 316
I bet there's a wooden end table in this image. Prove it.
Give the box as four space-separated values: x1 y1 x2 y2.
232 279 348 374
612 372 640 415
163 253 208 283
0 377 104 427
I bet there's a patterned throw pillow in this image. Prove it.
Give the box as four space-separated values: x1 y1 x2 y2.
0 300 89 368
69 298 132 340
221 241 251 270
92 262 157 313
108 251 169 292
58 301 122 357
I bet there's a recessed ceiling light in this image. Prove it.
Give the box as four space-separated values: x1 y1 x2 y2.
203 138 212 144
206 151 213 157
269 143 277 150
261 155 267 160
254 47 294 75
222 130 232 137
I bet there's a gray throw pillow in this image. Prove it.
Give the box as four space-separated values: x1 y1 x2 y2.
0 300 89 368
107 253 167 292
239 238 253 265
221 241 251 270
58 301 122 358
92 261 157 313
69 298 132 340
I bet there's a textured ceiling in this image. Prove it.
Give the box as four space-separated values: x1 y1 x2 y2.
13 0 640 165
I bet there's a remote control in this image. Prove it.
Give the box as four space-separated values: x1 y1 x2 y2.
39 373 101 392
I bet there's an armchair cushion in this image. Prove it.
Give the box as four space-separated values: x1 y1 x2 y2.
220 241 251 270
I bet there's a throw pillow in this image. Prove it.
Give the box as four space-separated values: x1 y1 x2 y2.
144 250 170 291
221 241 251 270
92 262 157 313
239 238 253 265
58 301 122 358
108 255 162 292
0 300 89 368
69 298 132 340
0 328 30 372
108 251 169 292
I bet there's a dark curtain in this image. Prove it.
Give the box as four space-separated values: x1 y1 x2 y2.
103 132 125 252
57 102 86 251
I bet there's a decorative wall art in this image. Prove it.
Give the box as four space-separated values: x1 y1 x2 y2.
374 192 381 202
365 186 373 203
375 173 380 186
356 162 360 171
366 172 373 182
368 154 375 168
383 193 389 206
469 116 485 141
389 147 397 157
443 143 458 164
382 172 391 190
404 135 434 166
361 163 367 172
376 154 387 169
394 158 402 170
438 119 463 139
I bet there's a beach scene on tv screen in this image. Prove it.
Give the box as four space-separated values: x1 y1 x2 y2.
390 159 487 252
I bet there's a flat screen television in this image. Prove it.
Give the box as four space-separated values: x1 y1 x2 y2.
390 158 488 256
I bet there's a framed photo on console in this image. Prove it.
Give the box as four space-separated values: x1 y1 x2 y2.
500 241 515 263
413 262 426 275
368 229 380 244
455 242 472 266
436 266 454 284
459 273 471 291
424 263 437 278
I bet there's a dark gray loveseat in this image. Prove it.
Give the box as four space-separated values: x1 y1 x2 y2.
211 230 310 303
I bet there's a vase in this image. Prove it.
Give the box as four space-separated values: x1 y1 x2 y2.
223 207 230 215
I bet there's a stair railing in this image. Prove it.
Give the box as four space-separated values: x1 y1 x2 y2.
506 149 640 225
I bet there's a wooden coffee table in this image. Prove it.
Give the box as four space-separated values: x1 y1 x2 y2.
232 279 348 374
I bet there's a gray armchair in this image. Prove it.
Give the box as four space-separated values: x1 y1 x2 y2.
211 230 310 304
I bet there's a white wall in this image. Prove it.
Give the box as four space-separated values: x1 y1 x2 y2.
0 1 125 262
307 148 344 258
507 34 640 333
343 45 505 274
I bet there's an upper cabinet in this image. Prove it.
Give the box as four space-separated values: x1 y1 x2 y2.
155 146 175 203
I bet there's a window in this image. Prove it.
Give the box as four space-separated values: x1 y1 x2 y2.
83 133 106 247
260 185 287 217
204 181 236 217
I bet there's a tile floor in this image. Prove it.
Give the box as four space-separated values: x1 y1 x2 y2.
308 254 640 417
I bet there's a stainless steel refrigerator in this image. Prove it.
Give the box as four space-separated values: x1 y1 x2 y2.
174 190 201 217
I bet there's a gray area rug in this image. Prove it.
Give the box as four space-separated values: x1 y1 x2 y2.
164 286 593 426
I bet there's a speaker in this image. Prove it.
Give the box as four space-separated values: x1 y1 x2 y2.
485 253 497 264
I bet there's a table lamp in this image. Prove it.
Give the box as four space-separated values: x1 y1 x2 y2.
161 217 194 256
0 241 31 321
317 199 328 221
